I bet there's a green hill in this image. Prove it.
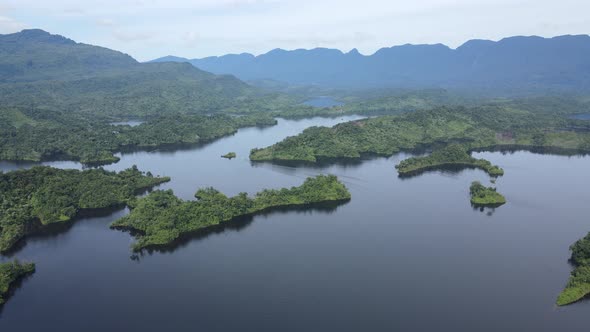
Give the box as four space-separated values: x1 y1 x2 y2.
0 29 284 117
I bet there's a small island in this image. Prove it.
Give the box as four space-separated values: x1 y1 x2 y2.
0 166 170 253
396 144 504 177
557 234 590 306
469 181 506 207
0 260 35 305
111 175 351 251
221 152 236 159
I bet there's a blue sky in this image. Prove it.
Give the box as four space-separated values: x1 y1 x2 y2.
0 0 588 61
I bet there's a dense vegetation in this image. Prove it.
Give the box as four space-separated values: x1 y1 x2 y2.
221 152 236 159
557 234 590 305
469 181 506 207
251 106 590 162
0 260 35 305
0 110 276 164
0 166 169 252
111 175 351 251
266 89 461 119
396 144 504 177
0 29 292 118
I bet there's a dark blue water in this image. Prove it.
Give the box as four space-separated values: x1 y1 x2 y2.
570 114 590 120
303 96 344 108
1 116 590 331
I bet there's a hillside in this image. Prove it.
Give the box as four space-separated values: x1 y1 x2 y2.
0 29 283 117
152 35 590 94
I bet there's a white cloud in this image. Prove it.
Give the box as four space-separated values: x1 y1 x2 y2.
1 0 589 61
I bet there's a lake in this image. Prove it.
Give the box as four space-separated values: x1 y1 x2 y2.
303 96 344 108
1 116 590 331
570 114 590 120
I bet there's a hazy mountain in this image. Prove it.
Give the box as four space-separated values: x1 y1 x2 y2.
0 29 271 117
152 35 590 93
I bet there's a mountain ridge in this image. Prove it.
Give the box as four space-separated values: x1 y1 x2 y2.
151 34 590 93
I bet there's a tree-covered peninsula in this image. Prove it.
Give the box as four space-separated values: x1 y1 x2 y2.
557 234 590 306
469 181 506 207
0 110 276 165
111 175 351 251
395 144 504 177
0 166 170 252
0 260 35 305
250 106 590 163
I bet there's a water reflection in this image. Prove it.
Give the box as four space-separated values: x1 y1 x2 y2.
471 145 590 157
129 200 348 257
397 164 497 180
2 206 128 257
2 116 590 331
0 273 34 316
471 204 502 216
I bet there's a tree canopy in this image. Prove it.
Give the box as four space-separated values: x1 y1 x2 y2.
0 166 169 252
111 175 351 251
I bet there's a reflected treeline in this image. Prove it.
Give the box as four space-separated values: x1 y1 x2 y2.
471 204 501 216
116 136 236 157
0 272 35 316
250 153 386 170
471 145 590 157
130 200 347 258
397 164 488 180
1 206 127 257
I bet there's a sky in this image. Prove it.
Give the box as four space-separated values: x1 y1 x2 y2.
0 0 588 61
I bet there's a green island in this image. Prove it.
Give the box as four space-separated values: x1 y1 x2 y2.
0 260 35 305
221 152 237 159
0 111 276 165
557 234 590 306
469 181 506 207
0 166 170 252
111 175 351 251
395 144 504 177
250 106 590 162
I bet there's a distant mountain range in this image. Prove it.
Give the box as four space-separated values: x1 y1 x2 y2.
0 29 274 117
151 35 590 93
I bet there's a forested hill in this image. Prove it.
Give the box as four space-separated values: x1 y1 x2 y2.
152 34 590 94
0 29 284 117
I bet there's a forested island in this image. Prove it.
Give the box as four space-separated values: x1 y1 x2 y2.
221 152 236 159
250 106 590 163
0 166 169 252
111 175 351 251
395 144 504 177
0 260 35 305
469 181 506 207
0 111 276 165
557 234 590 306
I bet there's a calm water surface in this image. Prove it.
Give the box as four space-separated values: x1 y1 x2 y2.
1 116 590 331
569 114 590 120
303 96 344 108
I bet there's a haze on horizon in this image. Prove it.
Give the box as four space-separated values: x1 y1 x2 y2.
0 0 588 61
